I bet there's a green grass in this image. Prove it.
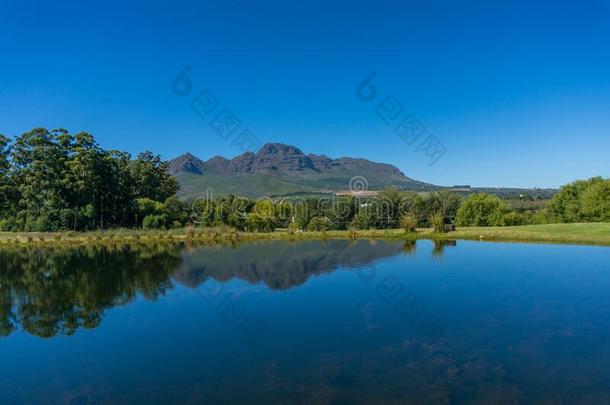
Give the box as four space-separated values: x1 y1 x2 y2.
449 223 610 246
1 223 609 248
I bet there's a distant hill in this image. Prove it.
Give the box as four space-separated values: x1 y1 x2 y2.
170 143 436 198
169 143 557 199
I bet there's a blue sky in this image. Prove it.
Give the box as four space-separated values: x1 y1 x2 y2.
1 0 609 188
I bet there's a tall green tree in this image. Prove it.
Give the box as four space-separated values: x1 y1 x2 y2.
130 151 179 202
105 150 137 227
2 128 181 231
11 128 69 230
0 134 14 216
580 179 610 222
547 177 604 223
62 132 105 229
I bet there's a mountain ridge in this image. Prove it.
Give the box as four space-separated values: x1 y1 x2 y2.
169 143 434 198
169 143 557 199
169 143 409 178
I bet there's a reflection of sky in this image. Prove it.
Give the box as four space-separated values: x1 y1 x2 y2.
1 240 610 402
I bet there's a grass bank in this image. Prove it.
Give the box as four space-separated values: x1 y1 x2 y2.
448 223 610 246
0 223 609 248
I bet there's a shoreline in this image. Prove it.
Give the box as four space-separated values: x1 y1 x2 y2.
1 223 609 248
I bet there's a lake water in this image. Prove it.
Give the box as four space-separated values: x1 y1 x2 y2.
1 239 610 403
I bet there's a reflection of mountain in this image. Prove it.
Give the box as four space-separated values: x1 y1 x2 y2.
0 245 181 338
0 240 407 338
173 240 405 290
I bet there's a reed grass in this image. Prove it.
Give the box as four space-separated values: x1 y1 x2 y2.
1 223 609 248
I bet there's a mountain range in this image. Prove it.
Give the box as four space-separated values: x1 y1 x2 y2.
169 143 556 199
169 143 435 198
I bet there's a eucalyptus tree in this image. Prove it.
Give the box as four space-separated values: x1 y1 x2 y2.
0 134 14 217
11 128 69 230
4 128 181 231
61 132 105 229
130 151 179 202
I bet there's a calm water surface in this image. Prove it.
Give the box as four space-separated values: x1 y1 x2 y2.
1 239 610 404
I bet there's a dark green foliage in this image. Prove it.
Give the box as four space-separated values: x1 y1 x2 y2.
307 216 330 231
245 200 278 232
547 177 603 223
547 177 610 223
580 181 610 222
350 207 377 230
501 211 525 226
0 128 180 231
142 214 168 229
410 191 461 227
245 213 276 232
0 134 15 216
292 198 316 230
131 151 180 202
455 194 509 227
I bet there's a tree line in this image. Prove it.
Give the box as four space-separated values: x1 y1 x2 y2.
1 128 608 233
183 189 541 233
0 128 179 231
184 179 610 232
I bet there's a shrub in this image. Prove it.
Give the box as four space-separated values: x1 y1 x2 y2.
191 199 215 227
530 210 550 225
502 211 524 226
142 214 167 229
287 222 297 235
351 210 375 230
227 212 246 230
399 214 417 233
163 196 189 226
245 213 275 232
185 224 195 239
307 216 329 232
429 212 445 233
1 214 19 232
455 194 509 227
34 213 58 232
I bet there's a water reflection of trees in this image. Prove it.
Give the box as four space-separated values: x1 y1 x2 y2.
402 240 417 255
432 240 457 258
0 244 181 338
0 240 407 338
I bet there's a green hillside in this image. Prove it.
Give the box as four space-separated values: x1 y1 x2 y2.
175 170 435 199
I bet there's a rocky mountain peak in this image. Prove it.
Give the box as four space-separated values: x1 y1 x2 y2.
170 143 411 178
253 143 316 172
257 143 305 157
168 152 205 175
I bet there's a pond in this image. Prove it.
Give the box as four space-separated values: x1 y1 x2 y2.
1 239 610 403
